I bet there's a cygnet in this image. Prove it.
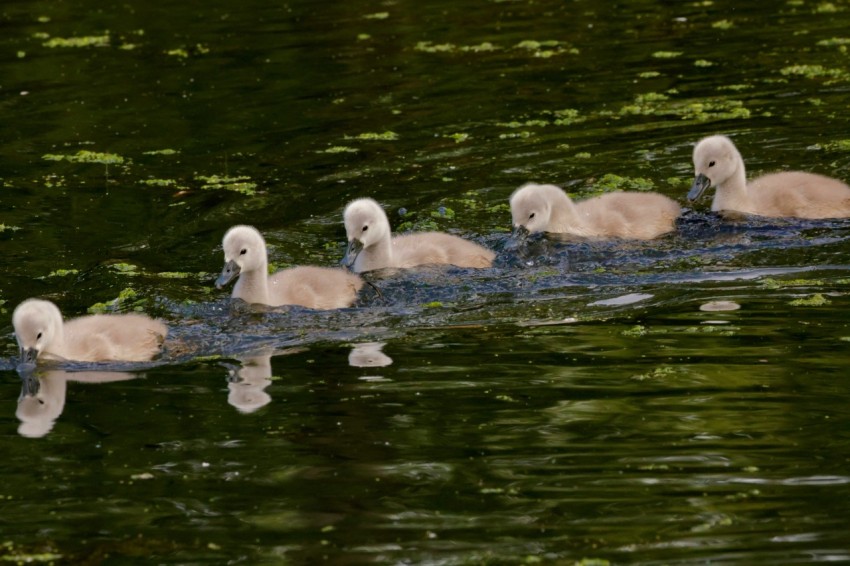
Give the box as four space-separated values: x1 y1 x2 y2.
689 134 850 218
342 198 495 273
216 225 363 309
510 182 681 239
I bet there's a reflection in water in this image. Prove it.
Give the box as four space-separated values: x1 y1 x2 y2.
16 369 138 438
224 347 306 413
226 354 273 414
348 342 393 368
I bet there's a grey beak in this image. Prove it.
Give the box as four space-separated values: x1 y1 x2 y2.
511 225 530 241
688 173 712 202
341 239 364 269
216 260 241 289
20 347 39 365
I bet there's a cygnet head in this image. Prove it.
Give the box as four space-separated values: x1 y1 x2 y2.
689 135 742 201
342 198 391 267
509 183 558 236
216 225 267 289
12 299 64 364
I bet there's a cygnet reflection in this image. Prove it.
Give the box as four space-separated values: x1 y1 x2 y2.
226 354 273 414
16 369 137 438
348 342 393 368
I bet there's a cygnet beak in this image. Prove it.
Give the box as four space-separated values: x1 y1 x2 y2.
341 239 364 269
18 368 40 399
688 173 712 202
216 260 241 289
20 347 39 365
511 224 530 241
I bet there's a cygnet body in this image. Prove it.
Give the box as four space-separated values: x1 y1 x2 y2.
13 299 167 364
689 135 850 218
510 182 681 239
342 198 495 273
216 225 363 309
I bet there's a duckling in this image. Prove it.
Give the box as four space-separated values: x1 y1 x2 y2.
216 225 363 309
510 182 680 239
689 134 850 218
342 198 495 273
12 299 167 364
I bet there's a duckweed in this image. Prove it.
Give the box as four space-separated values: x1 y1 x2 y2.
141 178 177 187
143 149 179 156
788 293 831 306
761 277 825 289
0 224 21 232
322 146 359 153
780 64 850 82
197 174 257 196
43 34 109 48
350 131 399 141
652 51 683 58
363 12 389 19
43 150 125 165
47 269 79 277
595 173 654 192
88 287 146 314
712 19 735 29
811 139 850 151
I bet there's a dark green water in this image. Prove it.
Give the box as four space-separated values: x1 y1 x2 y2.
3 0 850 563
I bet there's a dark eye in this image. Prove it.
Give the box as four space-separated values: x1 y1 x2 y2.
708 160 716 167
529 213 535 219
240 249 247 255
362 225 368 232
36 332 42 340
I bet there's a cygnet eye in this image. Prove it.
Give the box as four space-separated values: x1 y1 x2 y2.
708 160 716 167
36 332 42 340
362 225 369 232
239 248 247 255
529 212 536 220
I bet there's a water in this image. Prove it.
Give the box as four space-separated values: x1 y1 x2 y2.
2 0 850 562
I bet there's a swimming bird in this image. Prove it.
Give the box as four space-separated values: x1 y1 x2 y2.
13 298 168 364
342 197 495 273
689 134 850 218
510 182 681 239
216 225 363 309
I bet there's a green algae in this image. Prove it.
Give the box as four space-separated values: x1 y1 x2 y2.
712 19 735 29
414 39 574 56
631 365 677 382
780 64 850 82
652 51 683 58
322 146 359 153
595 174 654 192
811 139 850 151
109 263 140 276
43 34 109 48
446 133 470 143
87 287 147 314
43 150 125 165
141 178 178 187
638 71 662 78
695 59 715 67
143 148 179 156
349 131 399 141
789 293 831 306
816 37 850 46
761 277 825 289
619 93 750 121
363 12 389 19
196 174 257 196
0 224 21 232
47 269 79 277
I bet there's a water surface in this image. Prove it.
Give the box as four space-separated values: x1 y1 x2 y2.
2 0 850 563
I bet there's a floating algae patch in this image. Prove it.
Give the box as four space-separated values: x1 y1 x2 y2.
109 262 140 276
43 150 125 165
321 146 359 154
196 174 257 196
789 293 831 307
46 268 79 278
414 39 573 56
712 19 735 29
652 50 683 58
760 277 825 289
347 131 399 141
0 224 21 232
141 178 178 187
780 64 850 83
88 287 147 314
594 173 655 192
619 93 751 121
143 148 179 156
811 139 850 151
43 34 109 48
